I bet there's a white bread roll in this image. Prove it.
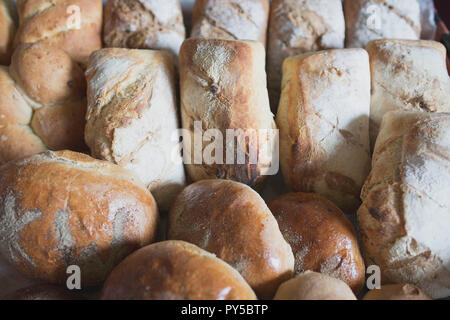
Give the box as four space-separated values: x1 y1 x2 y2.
85 48 186 211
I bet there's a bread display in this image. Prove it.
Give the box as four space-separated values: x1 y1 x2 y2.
191 0 269 45
2 284 82 300
274 271 357 300
363 284 431 300
268 193 365 294
14 0 103 66
85 48 186 211
0 150 159 286
277 49 371 214
0 0 17 65
101 241 257 300
359 111 450 299
168 180 294 299
179 39 277 189
344 0 421 48
367 39 450 146
267 0 345 110
0 43 87 165
103 0 186 58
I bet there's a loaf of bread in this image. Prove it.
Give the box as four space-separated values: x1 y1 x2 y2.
85 48 186 211
277 49 371 214
0 150 159 286
168 180 294 299
267 0 345 110
363 284 431 300
14 0 103 66
103 0 186 58
274 271 357 300
2 284 82 300
101 241 257 300
268 193 365 294
367 39 450 146
0 0 17 65
344 0 421 48
359 111 450 299
191 0 269 45
0 43 87 165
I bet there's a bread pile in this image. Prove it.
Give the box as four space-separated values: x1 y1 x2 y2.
0 0 448 301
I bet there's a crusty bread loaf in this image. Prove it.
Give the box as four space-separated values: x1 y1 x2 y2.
359 111 450 299
344 0 421 48
267 0 345 111
168 180 294 299
367 39 450 146
268 193 365 294
85 48 186 211
363 284 431 300
101 241 257 300
277 49 371 214
0 43 87 165
191 0 269 45
0 150 159 286
2 284 82 300
179 39 277 189
0 0 17 65
14 0 102 66
274 271 357 300
103 0 186 58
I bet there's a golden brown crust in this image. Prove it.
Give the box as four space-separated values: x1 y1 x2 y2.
0 0 17 65
363 284 432 300
2 284 82 300
101 241 257 300
168 179 294 299
268 192 365 295
0 150 159 286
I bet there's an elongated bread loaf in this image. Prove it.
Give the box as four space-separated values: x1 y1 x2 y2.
359 111 450 299
0 0 17 65
367 39 450 146
85 48 186 211
277 49 371 214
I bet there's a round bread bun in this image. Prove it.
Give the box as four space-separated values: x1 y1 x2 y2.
274 271 357 300
168 180 294 299
2 284 82 300
100 240 257 300
267 192 365 294
363 284 432 300
0 150 159 286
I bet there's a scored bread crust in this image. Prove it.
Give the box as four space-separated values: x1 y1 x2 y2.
0 0 17 65
358 111 450 299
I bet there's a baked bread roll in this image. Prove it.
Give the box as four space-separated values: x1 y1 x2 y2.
179 39 277 189
191 0 269 45
85 48 186 211
268 193 365 294
274 271 357 300
359 111 450 299
2 284 82 300
14 0 102 66
267 0 345 111
363 284 431 300
103 0 186 59
168 180 294 299
0 0 17 65
344 0 421 48
101 241 257 300
0 43 87 165
277 49 371 214
0 150 159 286
367 39 450 146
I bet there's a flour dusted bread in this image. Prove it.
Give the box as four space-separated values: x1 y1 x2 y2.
14 0 102 66
85 48 185 211
191 0 269 45
277 49 371 214
0 43 87 165
168 180 294 299
0 0 17 65
367 39 450 146
101 241 257 300
344 0 421 48
267 0 345 110
359 111 450 299
103 0 185 58
179 39 277 189
0 150 159 286
363 284 431 300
